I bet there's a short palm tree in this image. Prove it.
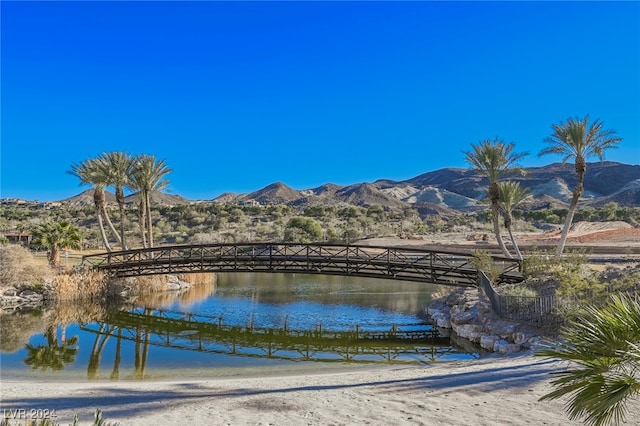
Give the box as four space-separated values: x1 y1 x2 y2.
98 151 134 250
539 115 622 256
497 181 532 260
33 220 82 268
464 137 528 257
536 294 640 426
129 155 171 248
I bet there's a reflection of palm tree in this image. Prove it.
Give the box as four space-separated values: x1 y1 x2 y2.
134 308 152 379
87 324 116 380
110 328 123 381
24 326 78 372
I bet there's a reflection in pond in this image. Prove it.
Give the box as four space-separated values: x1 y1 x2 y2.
24 325 78 372
1 273 481 380
81 306 453 367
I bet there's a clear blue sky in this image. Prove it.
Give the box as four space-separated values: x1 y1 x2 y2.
2 1 639 202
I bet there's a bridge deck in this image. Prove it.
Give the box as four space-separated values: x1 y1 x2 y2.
82 242 523 286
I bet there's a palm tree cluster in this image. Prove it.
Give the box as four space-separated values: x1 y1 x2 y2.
465 114 621 259
68 152 171 252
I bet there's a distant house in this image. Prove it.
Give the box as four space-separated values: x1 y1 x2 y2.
4 232 32 246
239 199 261 207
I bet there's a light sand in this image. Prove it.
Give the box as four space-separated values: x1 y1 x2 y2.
4 354 638 425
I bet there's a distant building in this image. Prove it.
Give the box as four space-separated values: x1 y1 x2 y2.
3 232 32 246
239 199 261 207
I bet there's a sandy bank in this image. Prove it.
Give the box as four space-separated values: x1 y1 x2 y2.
3 354 638 425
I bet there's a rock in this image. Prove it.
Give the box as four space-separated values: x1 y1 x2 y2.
480 335 500 351
434 313 451 328
454 323 483 341
431 311 451 328
494 339 521 354
513 332 531 345
487 322 516 340
522 336 546 351
427 300 447 316
2 287 18 297
450 310 475 325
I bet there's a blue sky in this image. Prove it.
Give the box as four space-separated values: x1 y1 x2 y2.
2 1 639 202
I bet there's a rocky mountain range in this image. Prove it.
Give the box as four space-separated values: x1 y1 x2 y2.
59 162 640 214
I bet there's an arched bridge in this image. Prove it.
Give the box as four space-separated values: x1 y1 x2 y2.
81 242 523 286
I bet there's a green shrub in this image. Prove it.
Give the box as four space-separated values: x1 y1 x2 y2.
471 249 501 283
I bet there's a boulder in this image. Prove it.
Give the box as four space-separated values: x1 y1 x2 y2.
454 323 484 342
480 335 500 351
494 339 521 354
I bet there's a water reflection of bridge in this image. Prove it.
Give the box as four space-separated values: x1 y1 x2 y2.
80 307 460 365
82 242 523 285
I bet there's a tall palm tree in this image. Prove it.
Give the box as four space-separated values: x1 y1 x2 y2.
464 137 528 257
536 294 640 426
33 220 82 268
539 115 622 256
497 181 532 260
68 158 121 251
98 151 134 250
129 155 171 248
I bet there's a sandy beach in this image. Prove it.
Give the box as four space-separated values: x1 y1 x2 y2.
4 354 638 425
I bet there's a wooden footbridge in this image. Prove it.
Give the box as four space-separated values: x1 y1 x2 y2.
82 242 523 286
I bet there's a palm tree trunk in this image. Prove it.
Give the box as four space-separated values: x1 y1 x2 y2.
145 190 154 248
556 162 586 257
116 187 127 250
138 199 148 249
506 225 523 260
94 193 112 252
556 184 582 256
49 246 60 268
102 205 122 246
492 201 512 257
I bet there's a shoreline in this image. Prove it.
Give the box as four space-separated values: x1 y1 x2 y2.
4 353 639 425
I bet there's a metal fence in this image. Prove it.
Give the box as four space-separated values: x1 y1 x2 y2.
478 272 562 324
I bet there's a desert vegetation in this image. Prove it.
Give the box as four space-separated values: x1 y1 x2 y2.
536 294 640 426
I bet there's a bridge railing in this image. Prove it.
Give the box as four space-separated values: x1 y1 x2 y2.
82 242 522 286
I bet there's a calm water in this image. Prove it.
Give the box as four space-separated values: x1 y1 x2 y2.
0 273 480 381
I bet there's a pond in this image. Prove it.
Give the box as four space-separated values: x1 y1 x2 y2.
0 273 481 381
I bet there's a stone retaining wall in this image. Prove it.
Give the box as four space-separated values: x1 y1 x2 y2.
427 288 546 354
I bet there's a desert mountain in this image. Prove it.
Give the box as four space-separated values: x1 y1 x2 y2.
236 182 302 205
60 189 117 207
58 162 640 211
124 192 190 206
59 189 189 207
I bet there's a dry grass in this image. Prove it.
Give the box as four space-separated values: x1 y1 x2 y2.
52 269 107 301
0 245 53 289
